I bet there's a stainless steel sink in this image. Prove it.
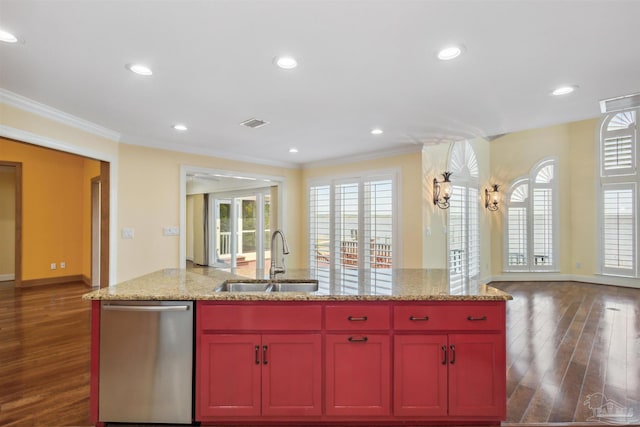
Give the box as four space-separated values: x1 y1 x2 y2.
215 281 271 292
270 280 319 292
215 279 319 293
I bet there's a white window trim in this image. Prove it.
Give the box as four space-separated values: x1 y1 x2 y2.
596 109 639 278
502 157 559 272
307 168 401 271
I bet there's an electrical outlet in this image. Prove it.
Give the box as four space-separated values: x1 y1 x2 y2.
163 226 180 236
50 263 57 270
60 262 66 269
576 262 582 269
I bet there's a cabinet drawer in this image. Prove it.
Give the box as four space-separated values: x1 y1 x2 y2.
326 305 390 330
445 304 504 330
394 303 504 331
199 304 322 331
394 305 449 330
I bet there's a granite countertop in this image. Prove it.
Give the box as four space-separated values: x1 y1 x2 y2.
82 268 512 301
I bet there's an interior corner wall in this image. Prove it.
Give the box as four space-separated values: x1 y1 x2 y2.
422 143 451 269
0 137 94 282
489 119 599 277
0 166 16 278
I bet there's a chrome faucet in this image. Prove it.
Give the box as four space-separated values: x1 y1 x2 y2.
269 229 289 280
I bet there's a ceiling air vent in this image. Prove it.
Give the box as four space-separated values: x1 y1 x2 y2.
600 93 640 114
240 117 270 129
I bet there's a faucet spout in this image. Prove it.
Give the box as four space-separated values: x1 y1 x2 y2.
269 229 289 280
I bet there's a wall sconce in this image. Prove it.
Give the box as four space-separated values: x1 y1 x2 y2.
485 184 500 211
433 172 453 209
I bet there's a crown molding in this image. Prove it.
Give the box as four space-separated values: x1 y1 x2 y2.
0 88 121 142
302 144 423 170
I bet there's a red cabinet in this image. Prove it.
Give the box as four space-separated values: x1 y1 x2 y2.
195 300 506 425
196 303 322 420
394 335 448 416
448 333 506 417
393 302 506 420
325 334 391 416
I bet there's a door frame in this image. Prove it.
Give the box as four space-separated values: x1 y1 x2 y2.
0 161 22 286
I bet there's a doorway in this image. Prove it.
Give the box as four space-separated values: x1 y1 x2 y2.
0 162 21 285
91 178 101 287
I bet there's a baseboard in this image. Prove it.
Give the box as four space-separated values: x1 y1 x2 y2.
487 272 640 289
0 273 15 282
19 274 86 288
82 275 92 286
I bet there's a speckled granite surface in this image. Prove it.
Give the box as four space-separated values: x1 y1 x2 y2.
82 268 512 301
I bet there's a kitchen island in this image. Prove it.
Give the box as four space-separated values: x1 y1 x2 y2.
84 268 512 426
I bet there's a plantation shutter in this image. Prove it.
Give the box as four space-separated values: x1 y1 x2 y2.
364 179 393 270
507 207 528 268
448 185 467 289
603 136 633 172
602 185 635 275
532 188 553 267
309 184 331 275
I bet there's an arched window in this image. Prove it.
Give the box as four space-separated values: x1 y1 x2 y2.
599 109 638 277
504 158 558 271
448 141 480 286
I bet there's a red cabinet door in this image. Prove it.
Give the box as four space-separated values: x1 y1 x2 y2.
394 334 448 416
448 333 506 417
198 334 261 417
261 334 322 416
325 334 391 416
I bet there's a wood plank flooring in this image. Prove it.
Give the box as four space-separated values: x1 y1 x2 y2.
0 281 92 426
0 279 638 426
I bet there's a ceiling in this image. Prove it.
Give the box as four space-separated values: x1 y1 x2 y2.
1 1 639 168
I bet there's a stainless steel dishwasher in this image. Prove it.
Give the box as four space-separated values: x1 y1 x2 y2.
99 300 193 424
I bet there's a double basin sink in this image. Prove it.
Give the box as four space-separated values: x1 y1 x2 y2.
215 279 319 293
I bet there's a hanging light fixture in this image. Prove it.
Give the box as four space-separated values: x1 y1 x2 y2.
433 172 453 209
485 184 500 211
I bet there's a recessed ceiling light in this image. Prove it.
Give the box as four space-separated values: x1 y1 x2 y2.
551 85 578 96
274 56 298 70
126 63 153 76
371 128 384 135
0 29 18 43
289 148 299 153
437 45 463 61
173 124 188 131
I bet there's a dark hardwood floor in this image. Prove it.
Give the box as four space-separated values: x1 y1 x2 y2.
0 279 638 426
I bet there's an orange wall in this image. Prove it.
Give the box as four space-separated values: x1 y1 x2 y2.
0 137 99 281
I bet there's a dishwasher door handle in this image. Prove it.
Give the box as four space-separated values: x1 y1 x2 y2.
102 304 191 312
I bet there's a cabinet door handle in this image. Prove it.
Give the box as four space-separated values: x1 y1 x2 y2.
467 315 487 321
348 315 368 321
409 315 429 321
255 345 260 365
441 345 447 365
450 344 456 365
262 345 268 365
348 336 368 342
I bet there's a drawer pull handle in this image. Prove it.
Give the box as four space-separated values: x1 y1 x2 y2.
348 336 368 343
262 345 268 365
348 316 368 321
255 345 260 365
450 344 456 364
409 315 429 321
467 315 487 321
441 345 447 365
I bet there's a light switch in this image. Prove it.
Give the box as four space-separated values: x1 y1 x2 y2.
121 228 135 239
